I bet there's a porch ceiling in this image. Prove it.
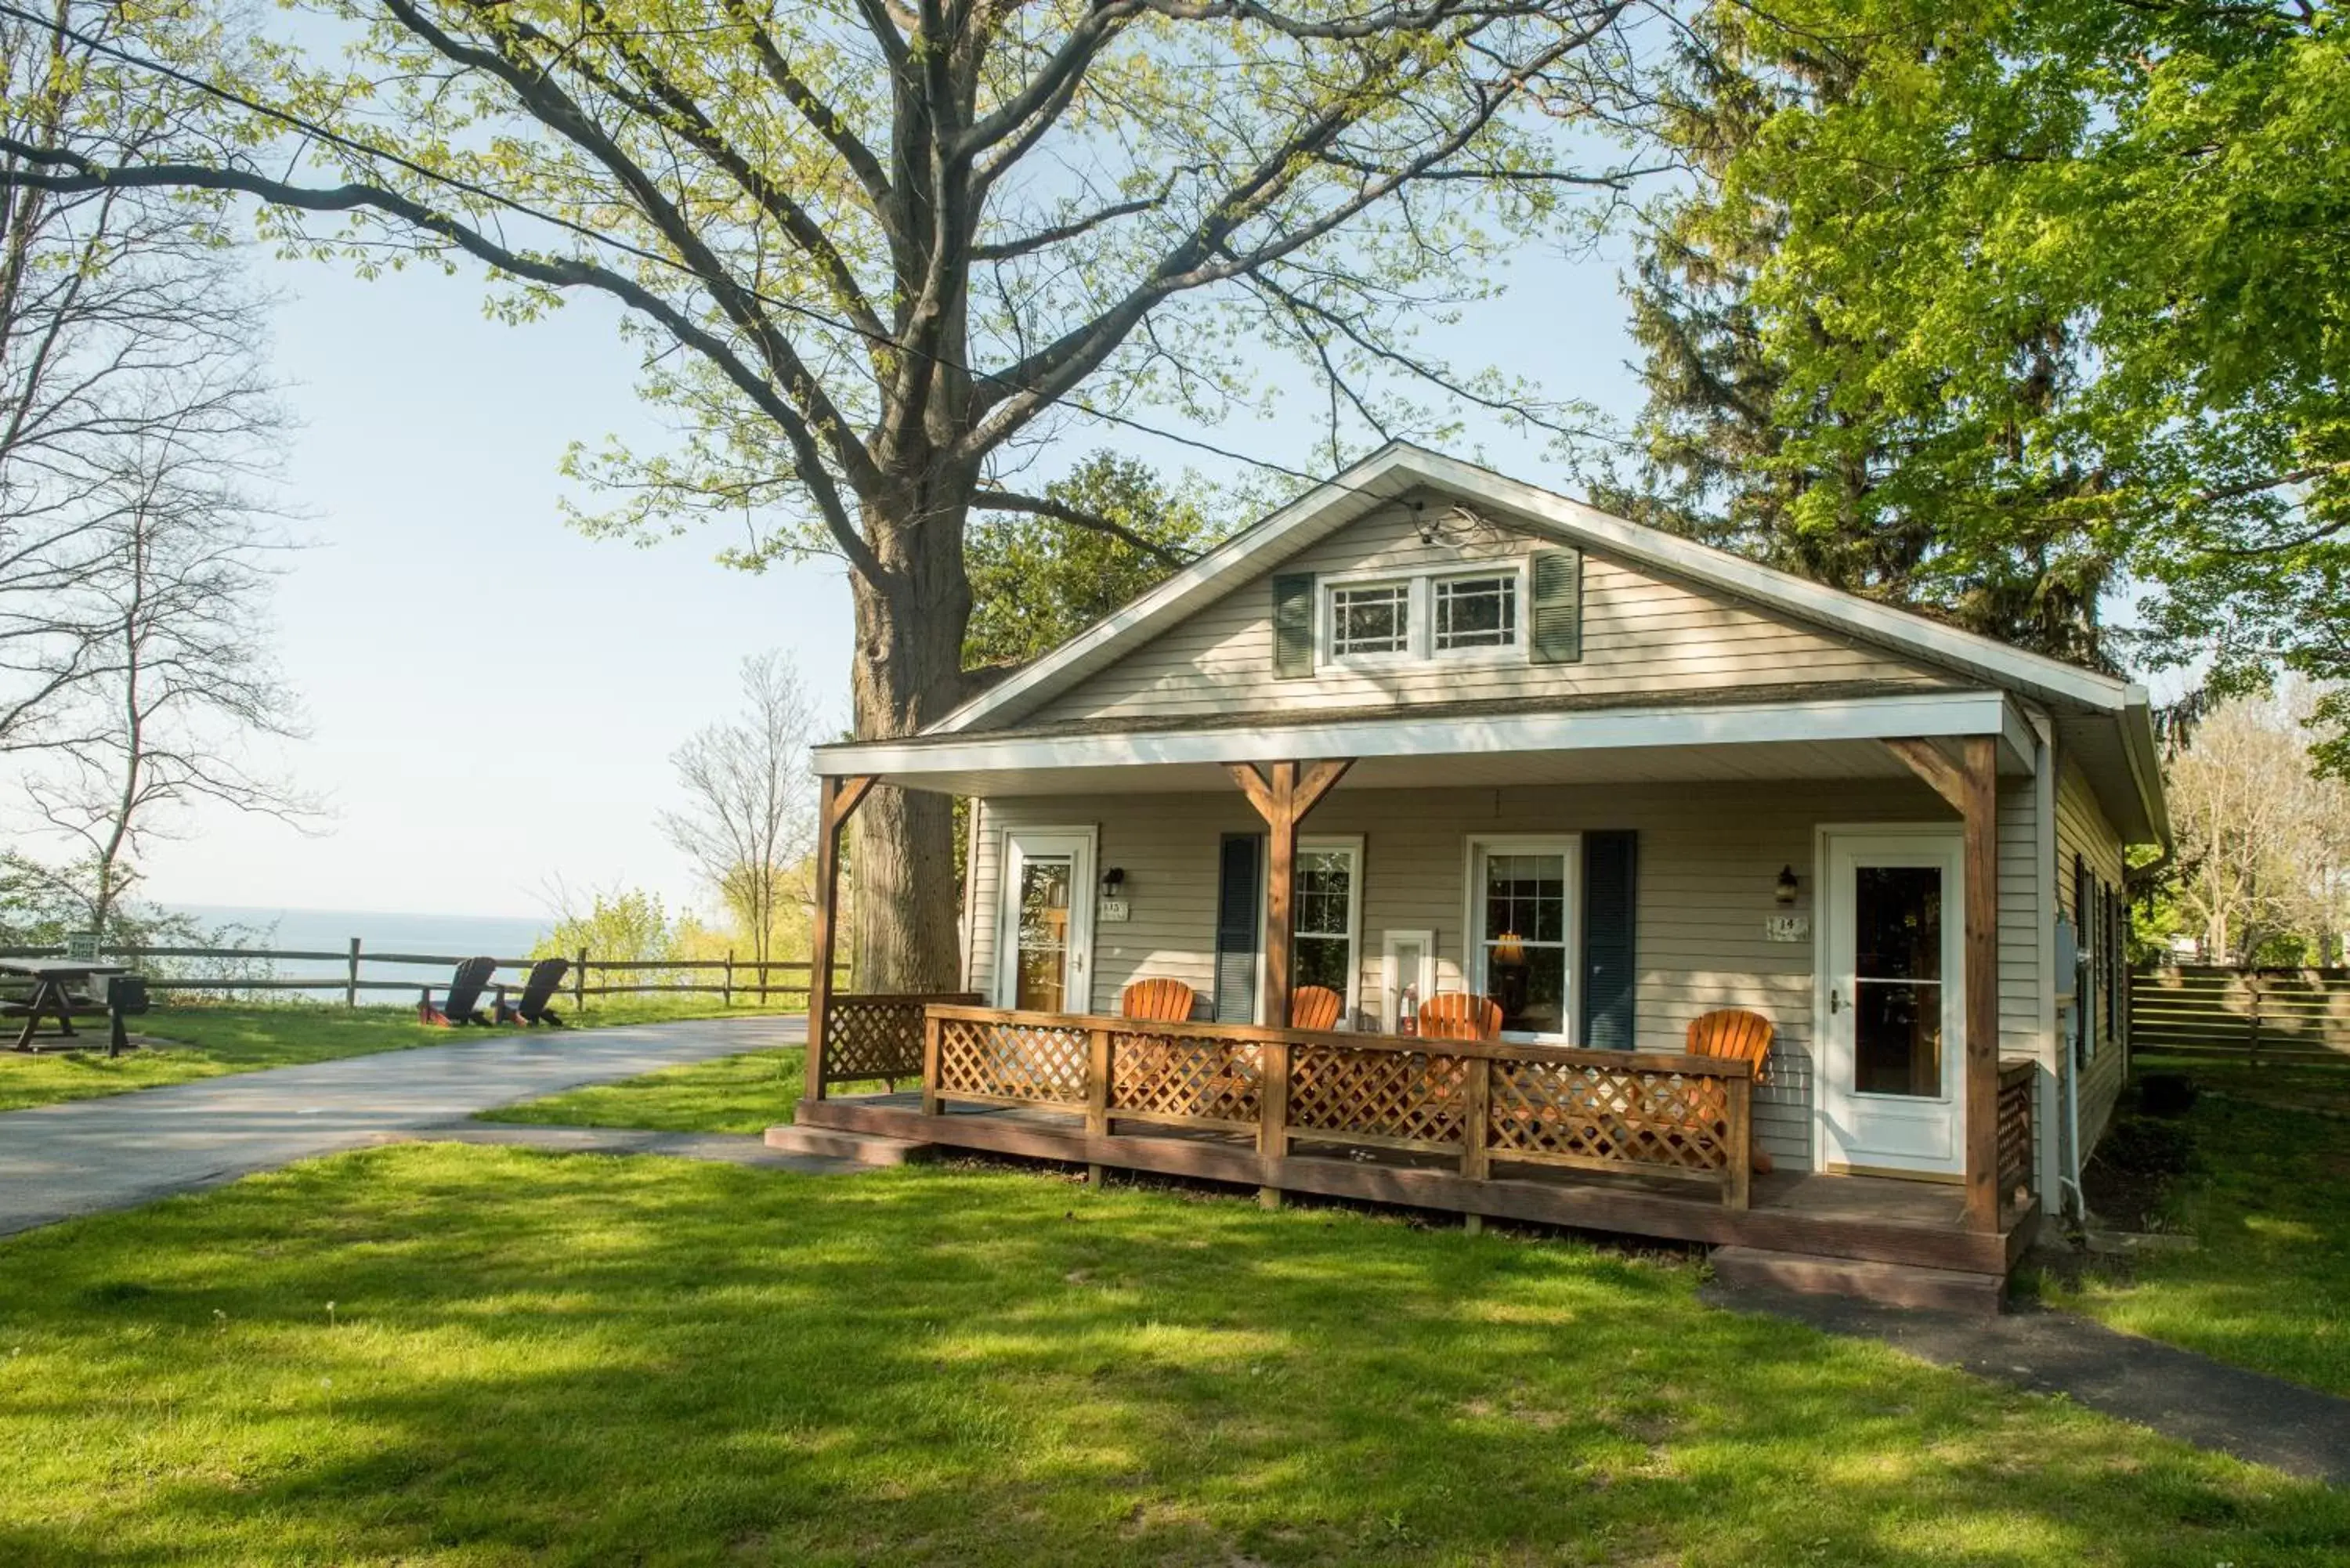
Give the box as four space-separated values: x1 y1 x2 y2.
815 688 2037 798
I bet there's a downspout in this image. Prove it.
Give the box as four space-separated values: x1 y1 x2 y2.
2060 963 2084 1222
2034 713 2086 1222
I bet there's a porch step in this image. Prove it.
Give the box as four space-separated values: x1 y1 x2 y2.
1710 1245 2007 1314
763 1124 935 1166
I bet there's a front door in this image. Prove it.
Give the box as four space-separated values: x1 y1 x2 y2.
996 829 1095 1013
1819 829 1965 1176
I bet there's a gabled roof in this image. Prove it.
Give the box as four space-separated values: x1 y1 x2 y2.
935 441 2145 735
866 443 2164 846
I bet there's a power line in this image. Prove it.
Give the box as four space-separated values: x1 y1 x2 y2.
0 0 1603 509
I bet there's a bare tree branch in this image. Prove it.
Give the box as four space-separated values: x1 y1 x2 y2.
974 488 1197 569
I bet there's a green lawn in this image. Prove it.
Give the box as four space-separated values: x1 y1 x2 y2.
2055 1072 2350 1399
475 1046 810 1134
2135 1051 2350 1118
2 1145 2343 1566
0 999 794 1115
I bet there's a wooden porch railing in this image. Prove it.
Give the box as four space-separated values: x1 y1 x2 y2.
1995 1057 2036 1209
819 992 983 1091
917 1004 1756 1207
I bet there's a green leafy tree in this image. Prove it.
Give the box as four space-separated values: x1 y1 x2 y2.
1593 1 2123 664
532 885 678 968
0 0 1651 988
963 452 1219 672
1603 0 2350 728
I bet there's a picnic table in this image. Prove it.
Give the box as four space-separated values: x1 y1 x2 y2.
0 957 131 1053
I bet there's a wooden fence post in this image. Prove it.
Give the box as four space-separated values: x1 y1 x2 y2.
576 948 589 1016
1258 1039 1291 1209
1086 1024 1112 1186
345 938 360 1010
1726 1074 1753 1212
1460 1055 1492 1235
920 1011 943 1117
723 950 734 1010
2245 969 2262 1067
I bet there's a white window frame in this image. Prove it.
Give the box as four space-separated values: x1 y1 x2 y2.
1323 577 1415 667
1430 569 1524 658
1316 561 1530 671
1276 834 1365 1026
1461 833 1582 1044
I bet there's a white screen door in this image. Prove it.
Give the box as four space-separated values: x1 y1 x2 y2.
1819 829 1965 1176
996 829 1096 1013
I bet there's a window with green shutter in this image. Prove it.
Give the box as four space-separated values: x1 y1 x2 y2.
1272 573 1314 678
1530 547 1583 663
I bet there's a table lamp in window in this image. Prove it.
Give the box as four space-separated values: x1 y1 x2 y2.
1490 930 1530 1021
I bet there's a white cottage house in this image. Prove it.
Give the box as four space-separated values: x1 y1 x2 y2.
790 444 2166 1308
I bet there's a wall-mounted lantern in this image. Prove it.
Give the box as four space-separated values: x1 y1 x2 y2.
1774 865 1800 906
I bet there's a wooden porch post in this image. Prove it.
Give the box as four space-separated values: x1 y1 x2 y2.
1230 757 1353 1211
804 773 877 1105
1227 757 1354 1028
1885 735 2004 1233
1958 735 2001 1233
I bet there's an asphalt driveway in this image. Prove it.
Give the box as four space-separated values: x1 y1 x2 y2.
0 1014 804 1237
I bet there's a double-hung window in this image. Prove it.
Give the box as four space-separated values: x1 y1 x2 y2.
1289 837 1364 1022
1465 836 1579 1040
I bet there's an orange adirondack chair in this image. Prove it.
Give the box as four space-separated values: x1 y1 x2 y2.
1290 985 1343 1031
1119 977 1195 1023
1687 1008 1775 1174
1418 993 1503 1041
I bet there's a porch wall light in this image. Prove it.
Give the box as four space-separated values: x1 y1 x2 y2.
1101 868 1127 895
1774 866 1800 906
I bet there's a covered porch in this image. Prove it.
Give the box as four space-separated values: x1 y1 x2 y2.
798 687 2045 1284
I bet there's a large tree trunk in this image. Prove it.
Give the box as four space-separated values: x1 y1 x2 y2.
847 479 974 992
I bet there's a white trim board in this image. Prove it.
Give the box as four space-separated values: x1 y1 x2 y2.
817 688 2036 781
932 442 2141 739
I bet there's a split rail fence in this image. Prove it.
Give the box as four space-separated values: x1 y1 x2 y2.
2129 966 2350 1065
0 941 843 1013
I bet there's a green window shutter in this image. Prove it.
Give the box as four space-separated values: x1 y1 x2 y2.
1580 830 1637 1049
1530 547 1583 664
1272 573 1315 678
1213 834 1264 1022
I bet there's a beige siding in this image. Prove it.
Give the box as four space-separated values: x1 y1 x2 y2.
2055 753 2129 1151
1019 496 1951 728
967 775 2044 1171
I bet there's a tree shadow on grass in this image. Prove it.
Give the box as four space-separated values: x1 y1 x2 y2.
1 1146 2345 1566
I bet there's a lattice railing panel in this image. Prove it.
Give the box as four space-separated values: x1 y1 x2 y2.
824 993 978 1084
824 998 922 1082
1109 1031 1262 1125
935 1016 1088 1105
1996 1060 2035 1204
1488 1061 1731 1174
1288 1045 1468 1148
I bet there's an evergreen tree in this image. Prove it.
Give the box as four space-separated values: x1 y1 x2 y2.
1595 3 2120 668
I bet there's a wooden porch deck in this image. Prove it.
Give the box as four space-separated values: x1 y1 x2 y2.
802 1089 2040 1277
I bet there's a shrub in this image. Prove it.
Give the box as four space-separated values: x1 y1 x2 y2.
2138 1072 2200 1118
2095 1115 2199 1180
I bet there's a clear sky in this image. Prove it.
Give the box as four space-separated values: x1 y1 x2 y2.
64 229 1646 923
